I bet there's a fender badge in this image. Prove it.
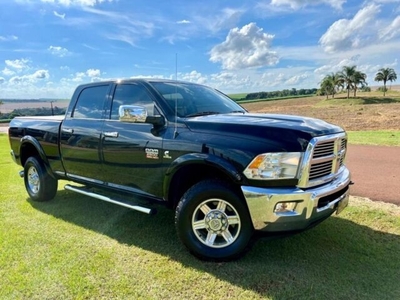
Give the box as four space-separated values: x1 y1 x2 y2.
163 151 172 159
145 148 159 159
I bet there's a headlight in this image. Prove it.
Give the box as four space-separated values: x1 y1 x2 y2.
243 152 302 180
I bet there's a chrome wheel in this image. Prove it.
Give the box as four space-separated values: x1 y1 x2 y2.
192 198 241 248
23 157 58 202
27 166 40 194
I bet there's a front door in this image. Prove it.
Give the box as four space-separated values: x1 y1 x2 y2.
100 83 164 197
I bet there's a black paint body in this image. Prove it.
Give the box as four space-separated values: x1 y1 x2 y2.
9 79 344 205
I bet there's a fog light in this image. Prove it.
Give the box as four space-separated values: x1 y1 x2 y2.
274 202 297 213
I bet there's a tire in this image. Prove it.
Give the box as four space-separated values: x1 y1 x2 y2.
175 180 253 261
24 156 58 202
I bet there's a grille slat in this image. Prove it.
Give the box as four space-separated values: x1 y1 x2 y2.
309 137 346 181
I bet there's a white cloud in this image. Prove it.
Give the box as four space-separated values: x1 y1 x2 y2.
180 70 207 84
53 11 66 19
379 16 400 41
2 68 16 76
285 73 309 85
319 4 380 53
72 72 86 82
177 20 191 24
80 7 155 47
194 8 244 34
270 0 346 10
86 68 101 77
0 35 18 42
5 59 30 70
0 77 5 84
48 46 70 57
314 56 360 75
32 70 50 79
9 69 50 84
210 22 279 70
41 0 114 6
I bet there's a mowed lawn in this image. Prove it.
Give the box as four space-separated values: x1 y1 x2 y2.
0 134 399 299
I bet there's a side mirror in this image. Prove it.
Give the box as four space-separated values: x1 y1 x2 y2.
119 105 147 123
119 105 165 126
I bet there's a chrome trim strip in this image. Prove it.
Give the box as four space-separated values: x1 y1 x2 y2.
64 184 155 215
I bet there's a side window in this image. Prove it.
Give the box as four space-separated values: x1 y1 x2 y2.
73 85 109 119
111 84 155 120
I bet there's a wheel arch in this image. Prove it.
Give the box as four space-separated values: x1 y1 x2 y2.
164 153 244 208
19 136 55 179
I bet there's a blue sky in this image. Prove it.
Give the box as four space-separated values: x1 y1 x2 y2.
0 0 399 99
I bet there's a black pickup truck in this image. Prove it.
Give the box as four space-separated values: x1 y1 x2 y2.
9 79 351 260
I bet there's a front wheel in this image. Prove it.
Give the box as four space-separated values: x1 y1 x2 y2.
175 180 253 261
24 157 58 202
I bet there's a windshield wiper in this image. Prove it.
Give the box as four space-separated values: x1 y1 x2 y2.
229 110 245 114
185 111 220 118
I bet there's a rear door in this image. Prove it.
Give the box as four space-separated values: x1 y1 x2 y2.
100 82 165 197
60 84 110 183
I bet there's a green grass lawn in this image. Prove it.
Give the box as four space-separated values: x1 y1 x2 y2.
348 130 400 146
1 134 399 299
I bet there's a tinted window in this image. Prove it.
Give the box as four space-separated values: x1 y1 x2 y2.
73 85 109 119
111 84 154 120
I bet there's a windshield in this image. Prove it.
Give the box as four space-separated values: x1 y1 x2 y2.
150 82 246 117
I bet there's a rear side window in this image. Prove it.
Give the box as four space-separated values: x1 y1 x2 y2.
73 85 109 119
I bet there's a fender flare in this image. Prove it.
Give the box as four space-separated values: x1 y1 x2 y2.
163 153 243 199
20 136 54 178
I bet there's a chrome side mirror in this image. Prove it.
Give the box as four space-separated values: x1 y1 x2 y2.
119 105 147 123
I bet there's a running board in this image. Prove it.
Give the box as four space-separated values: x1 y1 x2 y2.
64 184 156 215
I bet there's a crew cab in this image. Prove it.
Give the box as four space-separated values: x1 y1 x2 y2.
9 79 351 260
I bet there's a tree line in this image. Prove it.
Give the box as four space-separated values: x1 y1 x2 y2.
0 106 66 120
320 66 397 99
244 88 318 100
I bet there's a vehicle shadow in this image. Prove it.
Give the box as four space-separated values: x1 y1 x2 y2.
29 190 400 299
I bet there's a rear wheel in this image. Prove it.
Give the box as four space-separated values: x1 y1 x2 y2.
24 157 58 202
175 180 253 261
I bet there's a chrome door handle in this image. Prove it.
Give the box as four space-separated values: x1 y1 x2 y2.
104 132 119 138
62 128 74 134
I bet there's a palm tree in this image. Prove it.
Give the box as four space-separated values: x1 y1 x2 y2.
338 65 357 99
320 77 334 99
352 71 367 97
325 72 342 98
374 68 397 96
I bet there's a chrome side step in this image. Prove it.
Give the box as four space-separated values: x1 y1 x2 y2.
64 184 156 215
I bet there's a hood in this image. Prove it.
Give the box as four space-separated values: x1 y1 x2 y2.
183 113 344 152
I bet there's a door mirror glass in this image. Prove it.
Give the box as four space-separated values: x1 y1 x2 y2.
119 105 147 123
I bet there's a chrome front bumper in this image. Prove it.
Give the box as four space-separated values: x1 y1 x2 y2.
241 167 351 232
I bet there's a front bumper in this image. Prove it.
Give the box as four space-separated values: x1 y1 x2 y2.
241 167 351 232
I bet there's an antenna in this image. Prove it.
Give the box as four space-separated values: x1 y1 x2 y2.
174 53 179 138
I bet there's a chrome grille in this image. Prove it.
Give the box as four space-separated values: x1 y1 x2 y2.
309 161 333 180
312 141 334 158
297 133 347 188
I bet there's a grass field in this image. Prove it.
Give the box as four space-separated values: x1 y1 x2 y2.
1 134 399 299
242 91 400 132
